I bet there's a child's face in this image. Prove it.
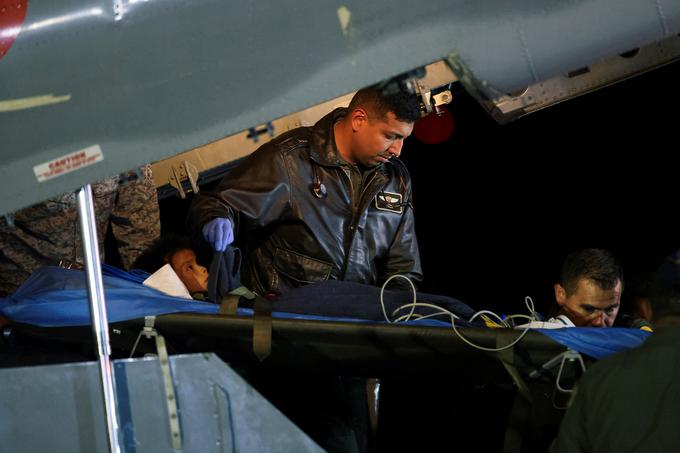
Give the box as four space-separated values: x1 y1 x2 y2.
169 249 209 293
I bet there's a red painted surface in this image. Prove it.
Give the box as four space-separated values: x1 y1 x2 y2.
0 0 28 60
413 106 455 144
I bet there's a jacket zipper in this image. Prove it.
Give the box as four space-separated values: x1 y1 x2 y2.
340 169 383 279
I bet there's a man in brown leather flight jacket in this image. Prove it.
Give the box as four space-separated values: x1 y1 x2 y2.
188 86 423 297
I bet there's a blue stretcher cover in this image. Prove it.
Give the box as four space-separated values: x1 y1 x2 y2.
0 266 473 327
0 266 219 327
539 327 650 360
0 267 651 359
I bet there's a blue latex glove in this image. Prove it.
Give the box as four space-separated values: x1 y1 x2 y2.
202 217 234 252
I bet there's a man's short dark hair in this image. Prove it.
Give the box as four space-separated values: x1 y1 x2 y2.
348 86 421 123
560 248 624 296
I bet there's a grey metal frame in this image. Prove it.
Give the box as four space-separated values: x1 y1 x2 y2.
76 184 121 453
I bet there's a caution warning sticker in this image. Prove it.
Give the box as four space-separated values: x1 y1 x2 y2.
33 145 104 182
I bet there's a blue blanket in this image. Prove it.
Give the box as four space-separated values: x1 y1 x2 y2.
0 266 471 327
0 266 219 326
538 327 650 359
0 267 651 360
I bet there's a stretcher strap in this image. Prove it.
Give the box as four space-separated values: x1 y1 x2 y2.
218 294 240 315
253 296 273 361
155 333 182 449
129 316 182 448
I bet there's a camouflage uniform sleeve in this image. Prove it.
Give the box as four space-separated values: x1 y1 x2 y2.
110 164 161 269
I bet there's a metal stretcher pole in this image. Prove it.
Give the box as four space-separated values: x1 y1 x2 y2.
76 184 121 453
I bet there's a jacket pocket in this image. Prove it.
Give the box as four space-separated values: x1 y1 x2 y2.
273 247 332 284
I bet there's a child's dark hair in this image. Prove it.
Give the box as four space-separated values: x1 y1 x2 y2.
133 234 208 273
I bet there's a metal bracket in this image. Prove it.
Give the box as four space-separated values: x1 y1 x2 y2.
432 89 453 114
168 160 199 199
246 121 275 143
130 316 182 449
415 81 453 117
416 82 433 115
528 348 586 395
554 350 586 394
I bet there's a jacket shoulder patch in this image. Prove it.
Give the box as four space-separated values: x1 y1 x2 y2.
375 191 403 214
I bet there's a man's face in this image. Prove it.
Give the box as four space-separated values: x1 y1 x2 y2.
170 248 209 293
555 278 622 327
349 110 414 167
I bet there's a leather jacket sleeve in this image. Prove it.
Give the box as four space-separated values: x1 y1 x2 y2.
187 142 291 234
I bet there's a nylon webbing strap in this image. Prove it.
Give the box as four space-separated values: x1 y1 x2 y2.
497 332 531 453
496 335 531 401
252 295 273 361
154 333 182 449
130 316 182 448
218 294 240 315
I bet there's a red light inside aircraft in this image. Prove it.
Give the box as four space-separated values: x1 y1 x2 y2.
412 106 455 144
0 0 28 60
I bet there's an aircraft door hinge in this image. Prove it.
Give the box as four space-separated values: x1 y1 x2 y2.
168 160 199 199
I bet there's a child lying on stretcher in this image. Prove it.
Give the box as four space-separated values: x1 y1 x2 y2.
132 235 210 300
